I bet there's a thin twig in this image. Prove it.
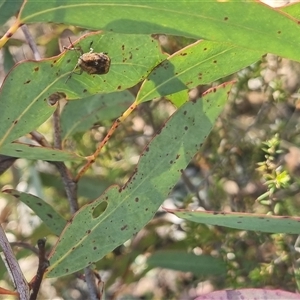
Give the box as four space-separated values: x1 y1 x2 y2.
31 128 79 212
30 131 51 148
29 239 49 300
0 225 29 299
53 162 78 213
31 101 78 212
48 93 79 212
53 101 62 149
75 101 138 182
10 242 39 255
21 25 41 60
84 268 100 300
94 272 104 300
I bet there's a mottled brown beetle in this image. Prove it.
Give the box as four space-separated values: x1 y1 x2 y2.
63 39 111 82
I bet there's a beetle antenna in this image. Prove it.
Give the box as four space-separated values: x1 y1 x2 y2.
63 37 83 55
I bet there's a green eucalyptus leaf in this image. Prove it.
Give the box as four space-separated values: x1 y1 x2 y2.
4 189 67 236
165 209 300 234
0 0 23 26
0 32 165 150
45 81 233 278
19 0 300 61
137 40 262 103
0 142 85 161
147 251 226 276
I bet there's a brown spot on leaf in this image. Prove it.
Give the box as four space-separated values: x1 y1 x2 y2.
47 214 53 218
121 225 128 231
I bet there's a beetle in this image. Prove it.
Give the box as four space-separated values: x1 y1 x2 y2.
63 39 111 82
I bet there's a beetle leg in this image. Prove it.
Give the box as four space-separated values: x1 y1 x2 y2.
65 63 83 83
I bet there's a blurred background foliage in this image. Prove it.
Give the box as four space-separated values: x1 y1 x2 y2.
1 20 300 300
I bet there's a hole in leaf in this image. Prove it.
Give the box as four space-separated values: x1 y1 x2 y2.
92 201 108 218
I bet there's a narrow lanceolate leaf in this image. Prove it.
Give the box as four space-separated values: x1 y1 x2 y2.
45 82 233 278
0 142 85 161
3 190 67 236
136 40 263 103
147 251 226 276
165 209 300 234
0 32 166 150
61 91 135 140
18 1 300 61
